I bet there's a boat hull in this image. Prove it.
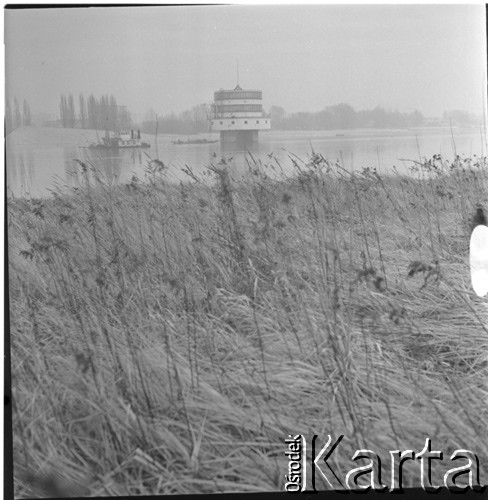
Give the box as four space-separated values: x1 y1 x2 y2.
88 142 150 150
171 139 218 145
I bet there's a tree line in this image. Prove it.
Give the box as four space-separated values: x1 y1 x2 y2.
59 93 132 131
6 98 31 134
137 102 426 135
442 110 480 126
139 103 210 136
269 103 424 130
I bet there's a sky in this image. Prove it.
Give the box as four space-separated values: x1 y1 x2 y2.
4 4 487 122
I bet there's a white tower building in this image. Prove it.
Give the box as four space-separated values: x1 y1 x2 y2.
210 85 271 149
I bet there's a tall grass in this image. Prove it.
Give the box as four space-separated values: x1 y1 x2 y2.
8 152 488 497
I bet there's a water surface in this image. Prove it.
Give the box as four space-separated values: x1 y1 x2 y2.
6 126 485 198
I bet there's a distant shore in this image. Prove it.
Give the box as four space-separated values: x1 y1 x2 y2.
7 123 482 144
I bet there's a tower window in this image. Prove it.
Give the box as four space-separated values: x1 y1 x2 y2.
244 121 248 124
220 121 223 125
231 121 235 124
256 120 260 124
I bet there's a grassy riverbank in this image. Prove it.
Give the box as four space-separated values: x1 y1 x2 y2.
8 152 488 496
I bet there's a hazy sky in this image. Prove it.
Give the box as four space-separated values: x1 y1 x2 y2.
5 4 487 121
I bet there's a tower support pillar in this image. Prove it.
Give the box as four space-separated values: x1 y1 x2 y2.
220 130 259 150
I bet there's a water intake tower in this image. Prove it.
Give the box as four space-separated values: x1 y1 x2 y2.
210 85 270 150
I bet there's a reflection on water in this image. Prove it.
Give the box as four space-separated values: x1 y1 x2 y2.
6 126 486 198
62 148 147 193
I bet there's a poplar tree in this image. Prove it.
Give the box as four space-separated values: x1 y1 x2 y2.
14 98 22 129
67 94 75 128
60 95 68 127
6 100 13 133
79 94 87 129
22 100 31 126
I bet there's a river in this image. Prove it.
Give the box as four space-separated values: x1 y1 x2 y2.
6 125 486 198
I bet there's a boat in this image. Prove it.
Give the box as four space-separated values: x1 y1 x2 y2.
171 138 218 145
88 129 150 149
